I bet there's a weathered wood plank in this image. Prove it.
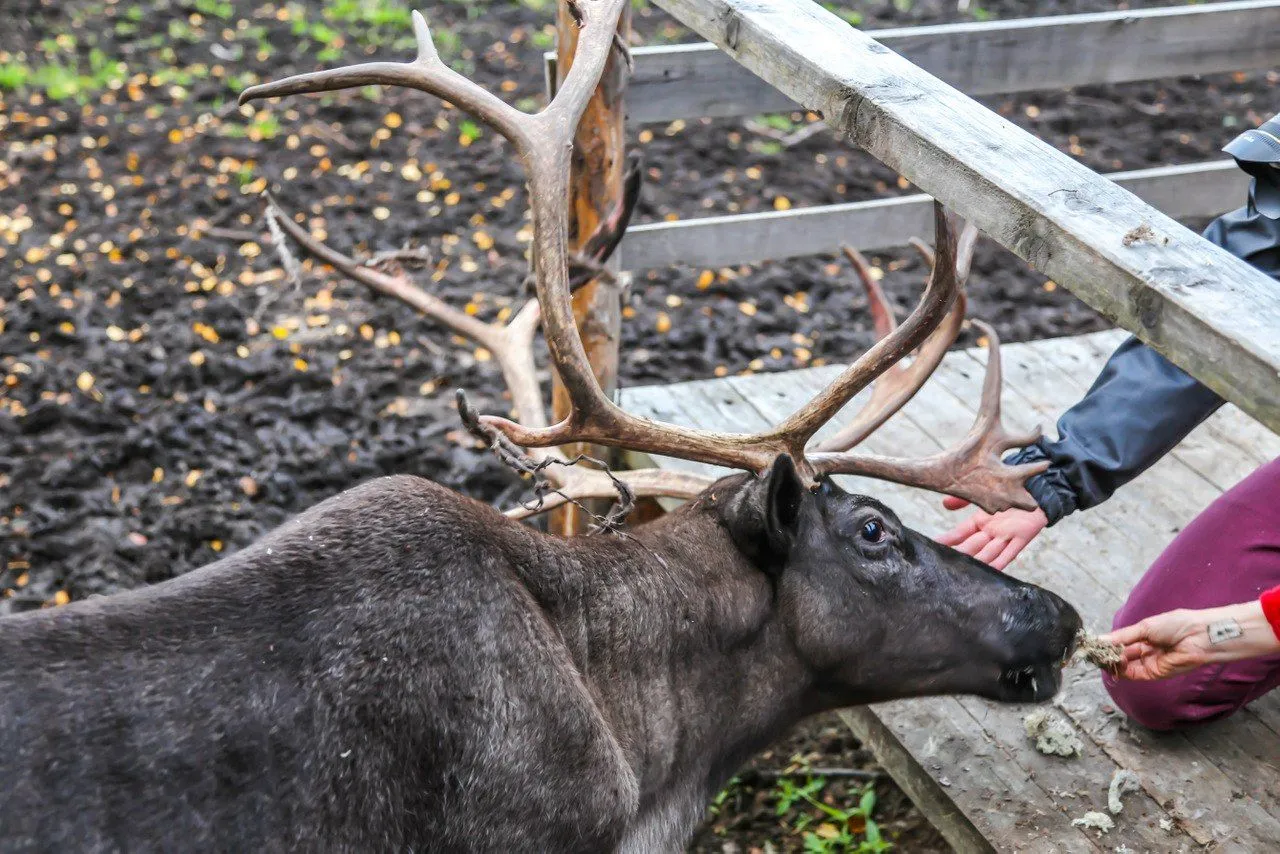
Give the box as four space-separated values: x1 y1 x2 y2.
620 161 1247 270
1251 692 1280 737
594 1 1280 124
650 0 1280 435
548 0 631 536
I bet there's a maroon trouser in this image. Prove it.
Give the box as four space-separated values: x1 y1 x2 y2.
1103 456 1280 730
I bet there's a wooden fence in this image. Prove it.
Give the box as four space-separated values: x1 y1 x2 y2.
547 0 1280 433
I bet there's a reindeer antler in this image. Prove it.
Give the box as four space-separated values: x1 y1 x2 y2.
243 2 1045 518
262 191 712 521
813 224 977 454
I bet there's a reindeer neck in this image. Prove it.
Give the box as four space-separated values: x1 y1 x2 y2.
509 510 814 843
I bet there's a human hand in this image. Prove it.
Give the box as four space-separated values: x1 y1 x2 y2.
1102 603 1279 681
936 497 1048 570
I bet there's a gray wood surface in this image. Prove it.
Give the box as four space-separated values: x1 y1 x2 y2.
572 1 1280 124
619 330 1280 851
620 160 1248 269
650 0 1280 434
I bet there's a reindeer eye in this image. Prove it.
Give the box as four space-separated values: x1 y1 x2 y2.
860 519 884 543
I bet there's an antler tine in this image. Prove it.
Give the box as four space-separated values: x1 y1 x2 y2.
910 219 978 281
907 236 935 270
487 201 963 482
241 11 530 149
813 241 968 454
768 202 960 451
808 320 1048 514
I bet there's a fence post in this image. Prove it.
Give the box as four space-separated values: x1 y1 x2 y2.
548 0 631 535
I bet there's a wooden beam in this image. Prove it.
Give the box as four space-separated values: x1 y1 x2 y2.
549 0 631 535
620 160 1248 270
548 1 1280 124
651 0 1280 433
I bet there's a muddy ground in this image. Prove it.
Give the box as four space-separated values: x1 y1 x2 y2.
2 0 1271 849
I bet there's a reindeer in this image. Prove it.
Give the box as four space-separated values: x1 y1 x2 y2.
0 3 1081 851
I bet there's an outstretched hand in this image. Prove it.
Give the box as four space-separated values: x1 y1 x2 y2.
1097 611 1212 681
936 497 1048 570
1101 602 1280 682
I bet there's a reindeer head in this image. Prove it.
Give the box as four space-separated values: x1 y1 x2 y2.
706 456 1080 705
243 0 1080 704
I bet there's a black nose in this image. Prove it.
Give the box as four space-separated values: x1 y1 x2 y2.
995 586 1082 702
1042 588 1084 652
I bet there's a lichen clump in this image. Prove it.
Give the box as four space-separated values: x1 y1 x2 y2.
1072 811 1115 834
1108 769 1141 814
1023 709 1083 757
1073 629 1125 672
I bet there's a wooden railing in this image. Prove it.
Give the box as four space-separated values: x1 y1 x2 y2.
564 0 1280 433
545 2 1280 267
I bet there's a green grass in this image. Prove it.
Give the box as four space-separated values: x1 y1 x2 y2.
0 48 129 102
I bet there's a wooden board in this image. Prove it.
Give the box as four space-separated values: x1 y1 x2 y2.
574 1 1280 124
649 0 1280 436
619 160 1247 270
619 330 1280 852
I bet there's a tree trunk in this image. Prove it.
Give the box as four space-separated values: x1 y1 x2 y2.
549 1 631 536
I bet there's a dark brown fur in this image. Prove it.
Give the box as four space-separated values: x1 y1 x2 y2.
0 460 1079 852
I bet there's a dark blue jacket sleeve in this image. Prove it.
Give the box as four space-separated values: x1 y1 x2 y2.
1005 205 1280 524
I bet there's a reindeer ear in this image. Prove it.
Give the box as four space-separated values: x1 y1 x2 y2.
724 454 807 572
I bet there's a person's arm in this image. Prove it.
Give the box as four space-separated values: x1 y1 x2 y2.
1006 336 1225 523
1101 586 1280 681
937 339 1224 568
937 206 1274 569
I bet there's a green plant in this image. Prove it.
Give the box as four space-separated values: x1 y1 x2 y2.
774 775 893 854
194 0 235 20
749 140 784 156
0 62 31 91
757 113 800 132
706 775 741 818
325 0 412 28
820 2 863 27
530 28 555 51
168 19 204 44
8 48 129 102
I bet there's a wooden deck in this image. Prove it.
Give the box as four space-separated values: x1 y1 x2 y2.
619 329 1280 852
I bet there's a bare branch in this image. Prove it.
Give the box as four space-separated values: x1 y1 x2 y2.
506 468 714 520
263 192 548 428
263 192 501 349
